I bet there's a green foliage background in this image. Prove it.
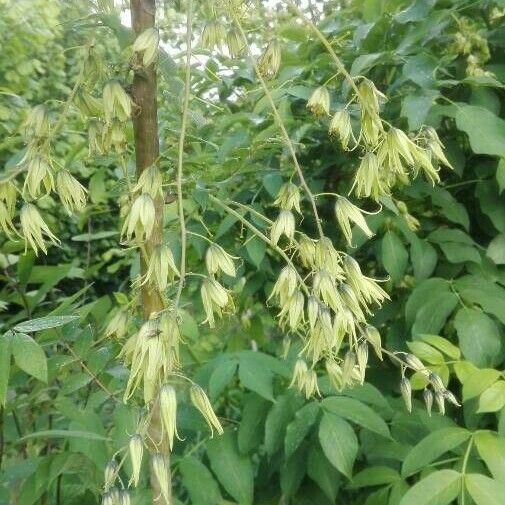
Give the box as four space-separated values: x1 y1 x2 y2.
1 1 505 505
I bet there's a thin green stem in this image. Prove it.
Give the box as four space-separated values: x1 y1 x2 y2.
461 435 474 505
174 0 193 310
285 0 360 96
208 194 310 296
233 16 324 238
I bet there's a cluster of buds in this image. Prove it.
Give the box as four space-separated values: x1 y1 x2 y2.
306 74 452 202
257 40 281 78
11 103 89 254
452 17 492 77
400 353 460 415
271 182 301 246
289 359 320 398
200 243 236 327
267 219 388 393
121 313 181 403
101 460 131 505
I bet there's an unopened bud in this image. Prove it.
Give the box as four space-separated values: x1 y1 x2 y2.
341 351 356 388
206 243 236 277
189 385 223 436
435 390 445 415
104 460 118 491
307 86 330 116
270 209 295 246
257 40 281 78
128 434 143 487
159 385 178 450
133 27 159 67
152 453 170 503
423 388 433 417
335 196 373 246
400 377 412 413
56 170 87 214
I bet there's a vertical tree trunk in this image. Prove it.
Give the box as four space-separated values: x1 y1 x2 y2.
129 1 170 503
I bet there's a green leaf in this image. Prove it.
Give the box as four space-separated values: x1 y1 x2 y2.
399 470 461 505
462 369 500 401
13 315 79 333
497 158 505 194
206 430 254 505
474 431 505 483
401 428 471 477
245 233 266 268
438 242 481 264
454 307 502 367
418 335 461 359
322 396 390 438
318 412 358 479
0 334 12 406
405 278 450 327
455 275 505 325
407 341 444 364
284 402 320 457
381 231 408 281
280 445 307 498
402 54 437 88
411 292 458 337
486 234 505 265
349 466 400 489
179 456 222 505
209 359 237 401
307 444 340 501
478 381 505 413
410 238 438 281
265 391 303 455
18 430 110 442
475 181 505 233
238 352 274 401
402 90 439 130
465 473 505 505
12 333 47 382
238 394 270 454
455 105 505 156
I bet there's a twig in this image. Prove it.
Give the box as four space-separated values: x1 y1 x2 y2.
174 0 193 311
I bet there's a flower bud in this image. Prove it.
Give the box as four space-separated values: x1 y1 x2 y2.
329 109 352 150
353 152 385 201
258 40 281 78
101 492 115 505
103 81 131 122
20 203 60 255
428 372 445 391
105 309 129 339
134 165 163 199
201 277 232 328
307 296 319 330
274 182 301 213
442 389 460 407
23 105 49 139
0 181 16 216
335 196 373 246
326 359 343 391
56 170 87 214
270 209 295 246
128 434 143 487
151 453 170 503
159 385 178 450
0 201 16 237
268 266 298 306
189 385 223 436
404 353 426 373
358 78 386 116
307 86 330 116
423 388 433 417
133 27 159 67
201 21 226 50
205 243 236 277
121 193 156 241
298 235 315 268
303 370 320 398
289 359 308 391
363 325 382 360
435 390 445 415
142 244 179 292
341 351 356 388
23 155 54 199
104 460 118 491
226 28 243 58
75 91 103 117
400 377 412 413
119 490 131 505
88 119 104 154
356 342 368 383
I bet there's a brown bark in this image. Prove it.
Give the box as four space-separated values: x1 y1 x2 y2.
129 1 170 503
